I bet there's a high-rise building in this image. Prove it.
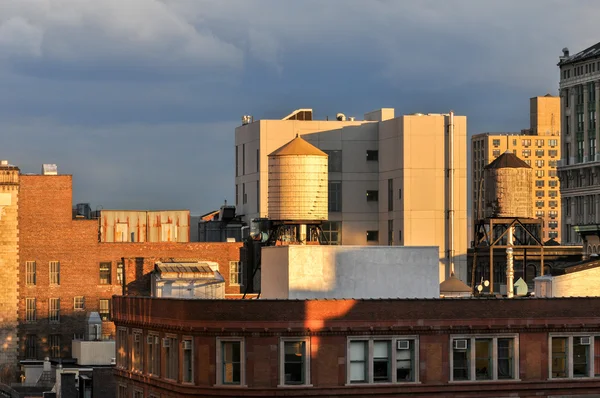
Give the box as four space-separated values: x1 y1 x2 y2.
557 44 600 253
471 96 561 243
234 108 468 282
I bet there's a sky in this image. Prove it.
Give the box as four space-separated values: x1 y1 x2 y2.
1 0 599 214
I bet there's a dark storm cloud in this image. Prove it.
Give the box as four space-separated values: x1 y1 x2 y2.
1 0 600 213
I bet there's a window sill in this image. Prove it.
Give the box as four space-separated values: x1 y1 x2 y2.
277 384 313 388
214 384 247 388
344 381 420 386
449 378 521 383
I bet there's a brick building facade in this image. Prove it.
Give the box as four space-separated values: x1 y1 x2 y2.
113 296 600 397
16 173 242 362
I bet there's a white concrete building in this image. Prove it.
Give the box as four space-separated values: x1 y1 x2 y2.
260 245 439 299
235 108 468 282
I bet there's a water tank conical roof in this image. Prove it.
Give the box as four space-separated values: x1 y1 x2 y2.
269 135 327 157
485 151 531 169
440 274 472 297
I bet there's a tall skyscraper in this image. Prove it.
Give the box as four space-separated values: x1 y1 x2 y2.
557 43 600 254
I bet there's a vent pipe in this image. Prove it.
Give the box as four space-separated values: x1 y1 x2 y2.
447 111 455 277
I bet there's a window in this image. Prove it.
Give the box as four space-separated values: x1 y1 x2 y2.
536 190 545 198
26 261 36 285
549 231 559 239
388 219 394 246
164 336 178 380
48 334 60 358
536 170 545 178
133 391 143 398
280 338 310 386
49 261 60 285
73 296 85 311
117 263 124 286
366 230 379 242
522 139 531 146
183 338 193 383
324 150 342 172
242 183 246 204
322 221 342 245
512 139 517 146
366 190 379 202
549 170 557 177
522 149 531 157
550 335 599 378
242 143 246 175
549 149 558 157
132 330 143 372
229 261 242 285
492 150 500 157
536 139 545 147
549 139 558 147
549 201 558 208
388 179 393 211
117 328 128 369
398 188 402 199
49 298 60 323
147 333 160 376
535 180 545 187
26 298 36 322
535 160 545 168
235 145 238 177
492 139 500 147
536 200 544 208
235 184 239 206
99 262 111 285
328 181 342 212
366 150 378 161
348 337 417 384
536 210 545 217
451 336 517 381
26 335 37 359
549 160 558 167
99 299 110 321
549 221 559 228
549 190 558 198
218 339 244 385
549 180 558 187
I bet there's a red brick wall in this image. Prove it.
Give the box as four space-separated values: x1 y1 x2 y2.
113 296 600 397
18 175 242 359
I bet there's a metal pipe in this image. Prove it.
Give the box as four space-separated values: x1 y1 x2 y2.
506 225 514 298
448 111 455 276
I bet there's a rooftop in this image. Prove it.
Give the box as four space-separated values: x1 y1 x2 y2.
559 41 600 66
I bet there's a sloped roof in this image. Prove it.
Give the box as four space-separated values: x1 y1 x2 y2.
440 274 472 293
485 151 531 169
269 135 327 157
559 41 600 66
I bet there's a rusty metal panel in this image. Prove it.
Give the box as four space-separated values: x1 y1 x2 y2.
99 211 147 242
146 211 190 242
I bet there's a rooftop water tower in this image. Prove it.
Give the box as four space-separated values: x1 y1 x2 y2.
472 151 544 296
266 135 328 244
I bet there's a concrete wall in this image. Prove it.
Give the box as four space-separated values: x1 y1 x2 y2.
260 245 439 299
71 340 115 366
0 165 20 380
549 267 600 297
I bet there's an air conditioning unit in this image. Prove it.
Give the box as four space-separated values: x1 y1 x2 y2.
146 335 154 344
397 340 410 350
134 334 140 342
580 336 591 345
183 340 192 350
453 339 468 350
162 338 170 348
